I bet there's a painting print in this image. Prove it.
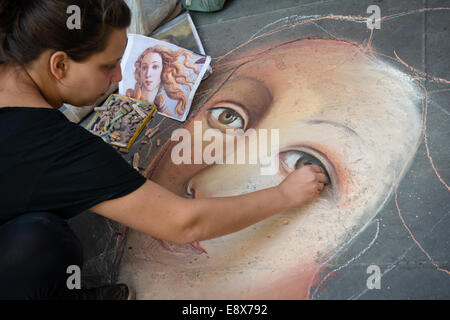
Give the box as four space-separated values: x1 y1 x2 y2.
119 34 211 122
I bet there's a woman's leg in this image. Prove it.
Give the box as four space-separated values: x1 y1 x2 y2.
0 212 84 299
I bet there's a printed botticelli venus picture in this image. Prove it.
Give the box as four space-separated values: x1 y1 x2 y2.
119 34 211 122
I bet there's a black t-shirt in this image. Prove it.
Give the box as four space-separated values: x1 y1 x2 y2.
0 107 147 225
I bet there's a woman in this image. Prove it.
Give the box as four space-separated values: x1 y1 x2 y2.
0 0 327 299
125 45 199 118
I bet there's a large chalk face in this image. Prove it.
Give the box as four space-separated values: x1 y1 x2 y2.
140 39 422 299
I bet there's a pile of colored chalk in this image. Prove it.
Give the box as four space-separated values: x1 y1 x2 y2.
89 94 154 146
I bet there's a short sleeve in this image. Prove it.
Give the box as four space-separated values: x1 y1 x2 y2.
27 121 147 219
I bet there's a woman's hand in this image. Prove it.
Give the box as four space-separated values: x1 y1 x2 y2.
277 165 328 207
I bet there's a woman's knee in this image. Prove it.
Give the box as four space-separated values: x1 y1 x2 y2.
0 212 83 299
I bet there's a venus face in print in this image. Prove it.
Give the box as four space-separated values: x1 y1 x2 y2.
122 39 423 299
140 52 163 93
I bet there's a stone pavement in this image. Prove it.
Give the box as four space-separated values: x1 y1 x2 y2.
70 0 449 299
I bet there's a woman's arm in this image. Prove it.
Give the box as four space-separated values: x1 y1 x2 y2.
90 165 327 244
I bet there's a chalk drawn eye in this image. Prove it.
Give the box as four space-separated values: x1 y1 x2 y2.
214 108 241 126
207 102 248 133
280 150 331 185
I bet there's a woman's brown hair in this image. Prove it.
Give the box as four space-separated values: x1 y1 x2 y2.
0 0 131 66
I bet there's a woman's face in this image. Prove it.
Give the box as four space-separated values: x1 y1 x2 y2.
123 39 422 299
60 28 127 106
140 52 163 91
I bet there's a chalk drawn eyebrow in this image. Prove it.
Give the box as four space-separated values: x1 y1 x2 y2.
304 119 360 137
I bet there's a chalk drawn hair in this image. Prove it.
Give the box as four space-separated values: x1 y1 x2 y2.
126 45 200 116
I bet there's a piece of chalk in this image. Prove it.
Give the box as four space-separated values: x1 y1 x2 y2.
133 153 140 170
131 103 147 118
94 106 108 112
148 127 159 139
